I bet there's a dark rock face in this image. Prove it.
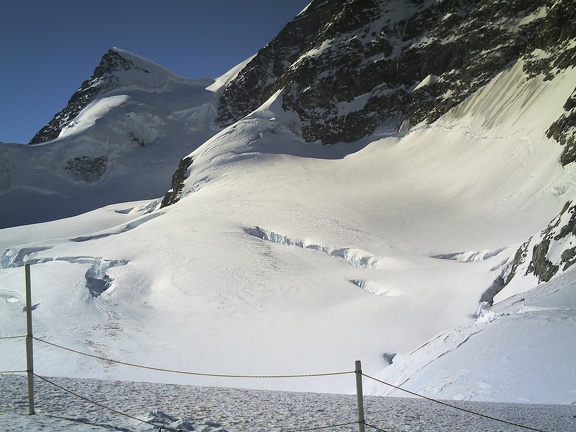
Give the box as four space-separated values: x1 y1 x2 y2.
29 50 149 145
216 0 576 156
547 87 576 165
504 201 576 286
160 156 193 208
216 0 336 126
64 155 108 183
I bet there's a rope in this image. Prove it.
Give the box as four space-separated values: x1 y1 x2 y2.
42 413 124 431
25 337 550 431
365 422 391 432
0 370 27 374
362 373 549 432
283 420 359 431
33 373 181 432
0 335 26 340
33 337 353 379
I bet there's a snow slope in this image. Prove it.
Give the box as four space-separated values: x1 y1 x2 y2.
1 51 575 404
365 267 576 404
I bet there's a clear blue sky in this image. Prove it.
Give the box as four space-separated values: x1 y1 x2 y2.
0 0 310 144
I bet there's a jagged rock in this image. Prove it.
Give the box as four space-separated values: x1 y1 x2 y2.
479 275 506 306
216 0 576 153
160 156 193 208
547 87 576 165
503 201 576 286
29 49 150 145
216 0 337 127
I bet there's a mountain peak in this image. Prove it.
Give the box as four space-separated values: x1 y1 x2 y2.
216 0 576 161
96 48 178 88
29 48 177 145
93 48 151 78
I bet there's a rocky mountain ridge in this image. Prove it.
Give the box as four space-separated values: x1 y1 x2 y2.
498 200 576 299
216 0 576 163
30 1 576 164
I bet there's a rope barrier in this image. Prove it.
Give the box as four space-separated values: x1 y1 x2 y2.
6 335 555 431
33 373 182 432
42 413 123 431
11 264 563 432
33 373 359 432
33 337 354 379
0 362 557 432
362 373 549 432
283 420 359 431
364 422 390 432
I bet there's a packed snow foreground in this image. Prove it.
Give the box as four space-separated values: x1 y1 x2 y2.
0 47 575 419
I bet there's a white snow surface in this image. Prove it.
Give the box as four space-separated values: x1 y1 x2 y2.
1 50 575 419
365 268 576 404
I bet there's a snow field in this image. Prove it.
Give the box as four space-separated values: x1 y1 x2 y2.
1 52 575 404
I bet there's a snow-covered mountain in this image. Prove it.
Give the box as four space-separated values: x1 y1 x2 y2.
0 48 220 228
1 0 575 404
217 0 576 153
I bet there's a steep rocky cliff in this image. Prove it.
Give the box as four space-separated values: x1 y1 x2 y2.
216 0 576 161
502 200 576 293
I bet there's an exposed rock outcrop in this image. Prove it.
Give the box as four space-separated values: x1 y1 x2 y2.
547 87 576 165
216 0 576 157
502 201 576 288
160 156 193 208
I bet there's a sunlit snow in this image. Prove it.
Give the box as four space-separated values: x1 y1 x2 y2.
0 47 575 419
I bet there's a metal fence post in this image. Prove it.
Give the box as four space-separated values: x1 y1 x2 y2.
355 360 365 432
25 264 35 415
